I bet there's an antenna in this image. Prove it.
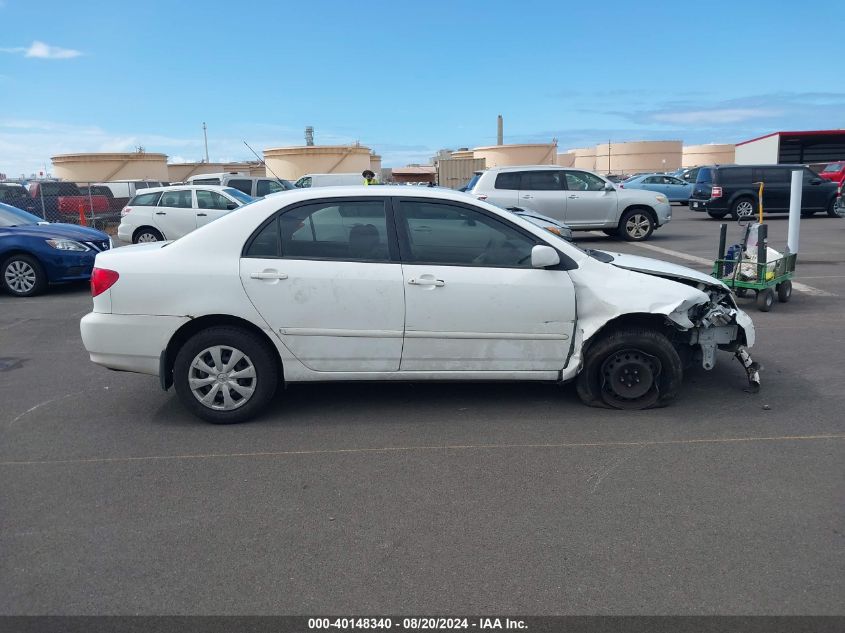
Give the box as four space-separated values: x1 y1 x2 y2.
243 141 287 187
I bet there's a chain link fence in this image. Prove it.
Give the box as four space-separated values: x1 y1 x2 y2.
0 180 166 236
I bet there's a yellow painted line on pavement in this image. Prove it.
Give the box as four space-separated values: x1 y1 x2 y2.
1 434 843 467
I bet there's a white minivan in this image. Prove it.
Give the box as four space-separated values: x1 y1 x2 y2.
294 173 364 188
117 185 253 243
186 173 295 198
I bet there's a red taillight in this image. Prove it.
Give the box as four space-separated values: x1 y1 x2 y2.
476 194 488 201
711 186 723 199
91 267 119 297
120 206 131 217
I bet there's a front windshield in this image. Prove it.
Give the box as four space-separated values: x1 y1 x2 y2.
0 203 42 227
823 163 843 173
223 188 254 205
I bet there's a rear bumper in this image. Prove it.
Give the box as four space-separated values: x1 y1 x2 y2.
688 198 714 212
80 312 190 376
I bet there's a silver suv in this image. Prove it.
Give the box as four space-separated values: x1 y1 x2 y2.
467 166 672 241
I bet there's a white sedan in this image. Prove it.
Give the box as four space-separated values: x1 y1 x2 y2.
81 186 759 424
116 185 254 244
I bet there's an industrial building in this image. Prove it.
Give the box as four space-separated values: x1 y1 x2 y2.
51 152 169 182
682 144 735 167
735 130 845 168
262 144 375 181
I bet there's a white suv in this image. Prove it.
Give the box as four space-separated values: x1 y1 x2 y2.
117 185 253 243
467 166 672 241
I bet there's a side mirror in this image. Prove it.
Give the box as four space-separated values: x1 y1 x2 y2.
531 244 560 268
603 182 615 191
226 202 238 210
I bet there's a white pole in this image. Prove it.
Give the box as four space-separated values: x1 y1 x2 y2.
787 170 802 254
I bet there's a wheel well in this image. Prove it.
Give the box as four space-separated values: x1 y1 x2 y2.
1 249 44 269
618 205 657 228
161 314 283 390
132 226 163 240
583 313 679 355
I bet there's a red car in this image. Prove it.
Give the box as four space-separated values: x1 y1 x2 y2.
820 161 845 186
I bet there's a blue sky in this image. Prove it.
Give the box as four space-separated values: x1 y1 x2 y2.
1 0 843 176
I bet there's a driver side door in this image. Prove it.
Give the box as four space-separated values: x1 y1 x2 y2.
562 171 617 227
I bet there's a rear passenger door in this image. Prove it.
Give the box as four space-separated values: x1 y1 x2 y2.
154 189 196 239
517 170 567 220
485 171 520 208
239 198 405 372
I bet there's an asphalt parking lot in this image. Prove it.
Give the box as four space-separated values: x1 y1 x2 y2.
1 209 843 615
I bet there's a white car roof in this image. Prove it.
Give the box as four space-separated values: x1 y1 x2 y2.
131 184 240 194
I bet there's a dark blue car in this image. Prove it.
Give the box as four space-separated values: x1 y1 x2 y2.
0 202 112 297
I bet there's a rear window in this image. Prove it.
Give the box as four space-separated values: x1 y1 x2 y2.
129 191 162 206
695 168 713 183
227 179 253 194
823 162 844 173
718 168 753 184
192 178 220 185
256 179 285 197
39 182 81 196
494 172 521 190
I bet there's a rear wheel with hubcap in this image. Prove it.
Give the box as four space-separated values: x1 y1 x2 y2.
133 227 164 243
827 197 843 218
730 197 755 220
174 326 279 424
576 328 683 409
619 209 655 241
1 254 47 297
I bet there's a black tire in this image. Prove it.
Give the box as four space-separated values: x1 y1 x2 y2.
707 211 728 219
576 328 683 410
777 280 792 303
602 228 618 237
173 326 279 424
827 197 843 218
618 208 655 241
133 227 164 243
756 288 775 312
1 253 47 297
730 197 756 220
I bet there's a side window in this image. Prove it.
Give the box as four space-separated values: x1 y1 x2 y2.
192 178 219 185
245 218 280 258
256 180 284 197
228 179 253 195
280 200 390 262
565 171 605 192
521 171 564 191
642 176 659 184
159 190 193 208
130 191 162 206
196 189 231 210
720 168 752 184
494 172 521 190
755 168 790 184
397 200 536 268
295 177 312 188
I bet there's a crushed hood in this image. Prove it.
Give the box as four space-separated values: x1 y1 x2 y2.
605 251 726 290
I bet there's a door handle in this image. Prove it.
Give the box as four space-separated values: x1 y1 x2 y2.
250 271 289 280
196 212 207 217
155 211 167 215
521 194 534 199
568 195 578 199
408 278 445 287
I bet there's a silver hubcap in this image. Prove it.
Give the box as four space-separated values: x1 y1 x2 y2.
736 201 754 217
625 214 651 239
188 345 256 411
137 232 158 242
4 260 36 294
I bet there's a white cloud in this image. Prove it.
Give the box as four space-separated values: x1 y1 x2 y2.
651 108 781 125
0 40 83 59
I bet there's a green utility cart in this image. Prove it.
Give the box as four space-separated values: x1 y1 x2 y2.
712 222 796 312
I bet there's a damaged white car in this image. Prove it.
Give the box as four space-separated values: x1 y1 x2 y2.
80 187 758 424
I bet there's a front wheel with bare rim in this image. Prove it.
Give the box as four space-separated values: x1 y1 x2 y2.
173 326 279 424
576 328 683 410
